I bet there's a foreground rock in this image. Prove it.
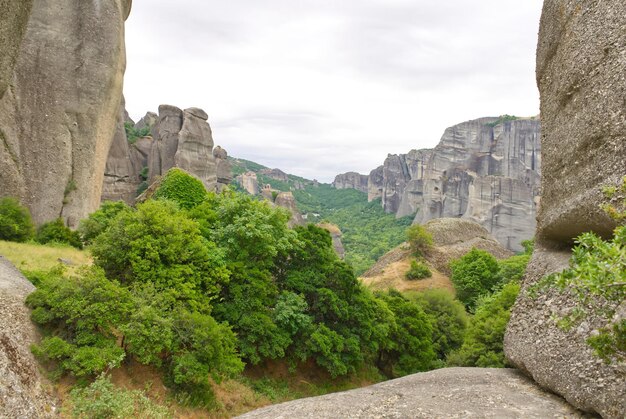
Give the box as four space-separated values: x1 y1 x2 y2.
0 257 56 417
0 0 131 227
505 1 626 418
238 368 585 418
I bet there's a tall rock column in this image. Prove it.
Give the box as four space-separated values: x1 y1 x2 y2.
0 0 132 227
505 1 626 417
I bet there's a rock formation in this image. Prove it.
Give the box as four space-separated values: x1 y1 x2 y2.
275 191 305 227
317 222 345 259
101 104 232 203
332 172 369 194
0 0 33 99
505 1 626 418
350 117 541 252
0 257 56 417
237 171 261 195
238 368 584 418
259 168 289 182
0 0 131 227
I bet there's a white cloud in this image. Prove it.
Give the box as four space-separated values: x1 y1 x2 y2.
124 0 542 182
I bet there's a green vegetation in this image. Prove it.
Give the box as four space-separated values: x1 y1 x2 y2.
450 248 501 311
406 224 433 257
486 114 518 127
153 168 208 210
78 200 129 245
69 374 171 418
405 260 432 280
0 197 34 242
447 282 520 367
124 122 151 145
36 218 82 249
293 185 413 275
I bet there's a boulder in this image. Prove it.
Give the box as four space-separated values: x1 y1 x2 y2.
0 0 131 227
238 368 584 418
0 257 56 417
505 1 626 418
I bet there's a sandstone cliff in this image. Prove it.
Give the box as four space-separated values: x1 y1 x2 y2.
101 104 232 203
504 2 626 418
0 257 56 417
345 117 541 252
332 172 369 194
0 0 131 227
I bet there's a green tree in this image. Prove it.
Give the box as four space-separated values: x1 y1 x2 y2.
91 200 229 310
406 224 433 257
36 218 83 249
412 289 468 361
405 260 432 280
78 200 130 245
153 168 207 210
450 248 501 311
447 282 520 367
0 197 34 242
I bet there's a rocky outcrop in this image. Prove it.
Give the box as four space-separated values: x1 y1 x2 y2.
259 168 289 182
238 368 584 418
101 104 232 203
351 118 541 252
332 172 368 194
505 2 626 418
0 257 56 417
0 0 33 99
237 172 260 195
275 191 305 227
317 222 345 259
0 0 131 227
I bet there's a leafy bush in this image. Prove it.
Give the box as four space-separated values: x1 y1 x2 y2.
0 197 34 242
124 122 151 145
78 201 129 245
412 289 468 360
406 224 433 257
36 218 82 249
26 266 132 378
450 248 501 311
70 374 170 418
405 260 432 280
153 168 207 210
447 281 520 367
498 254 530 284
91 200 228 310
486 114 518 127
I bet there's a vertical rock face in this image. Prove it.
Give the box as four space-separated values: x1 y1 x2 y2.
0 0 33 98
332 172 369 193
0 0 131 227
339 118 540 252
274 191 305 227
174 107 217 190
237 171 261 195
213 146 233 191
505 2 626 418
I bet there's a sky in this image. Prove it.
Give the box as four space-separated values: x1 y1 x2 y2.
124 0 543 183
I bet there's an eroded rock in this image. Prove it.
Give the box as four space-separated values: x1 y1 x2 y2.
332 172 369 194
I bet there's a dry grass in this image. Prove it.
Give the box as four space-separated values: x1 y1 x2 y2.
360 256 455 294
0 240 91 274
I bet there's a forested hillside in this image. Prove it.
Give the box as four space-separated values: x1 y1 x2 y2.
230 158 413 274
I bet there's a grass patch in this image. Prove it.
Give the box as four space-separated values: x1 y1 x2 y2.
0 240 91 274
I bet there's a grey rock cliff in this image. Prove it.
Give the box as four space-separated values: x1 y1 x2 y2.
237 171 261 195
347 118 540 252
505 1 626 418
0 0 131 227
0 0 32 99
0 257 56 417
238 368 585 418
332 172 368 194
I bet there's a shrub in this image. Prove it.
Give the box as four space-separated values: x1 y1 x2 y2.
70 374 170 418
406 224 433 256
78 201 130 245
405 260 432 280
447 281 520 367
0 197 34 242
498 254 530 284
411 289 468 360
153 168 207 210
450 248 501 311
36 218 82 249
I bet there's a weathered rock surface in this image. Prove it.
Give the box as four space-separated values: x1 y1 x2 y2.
505 2 626 418
317 222 345 259
0 257 56 418
101 104 232 203
332 172 369 194
0 0 32 99
237 171 261 195
356 118 540 252
0 0 131 227
259 168 289 182
238 367 586 418
275 191 305 227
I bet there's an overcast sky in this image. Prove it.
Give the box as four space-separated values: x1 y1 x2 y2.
124 0 543 183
